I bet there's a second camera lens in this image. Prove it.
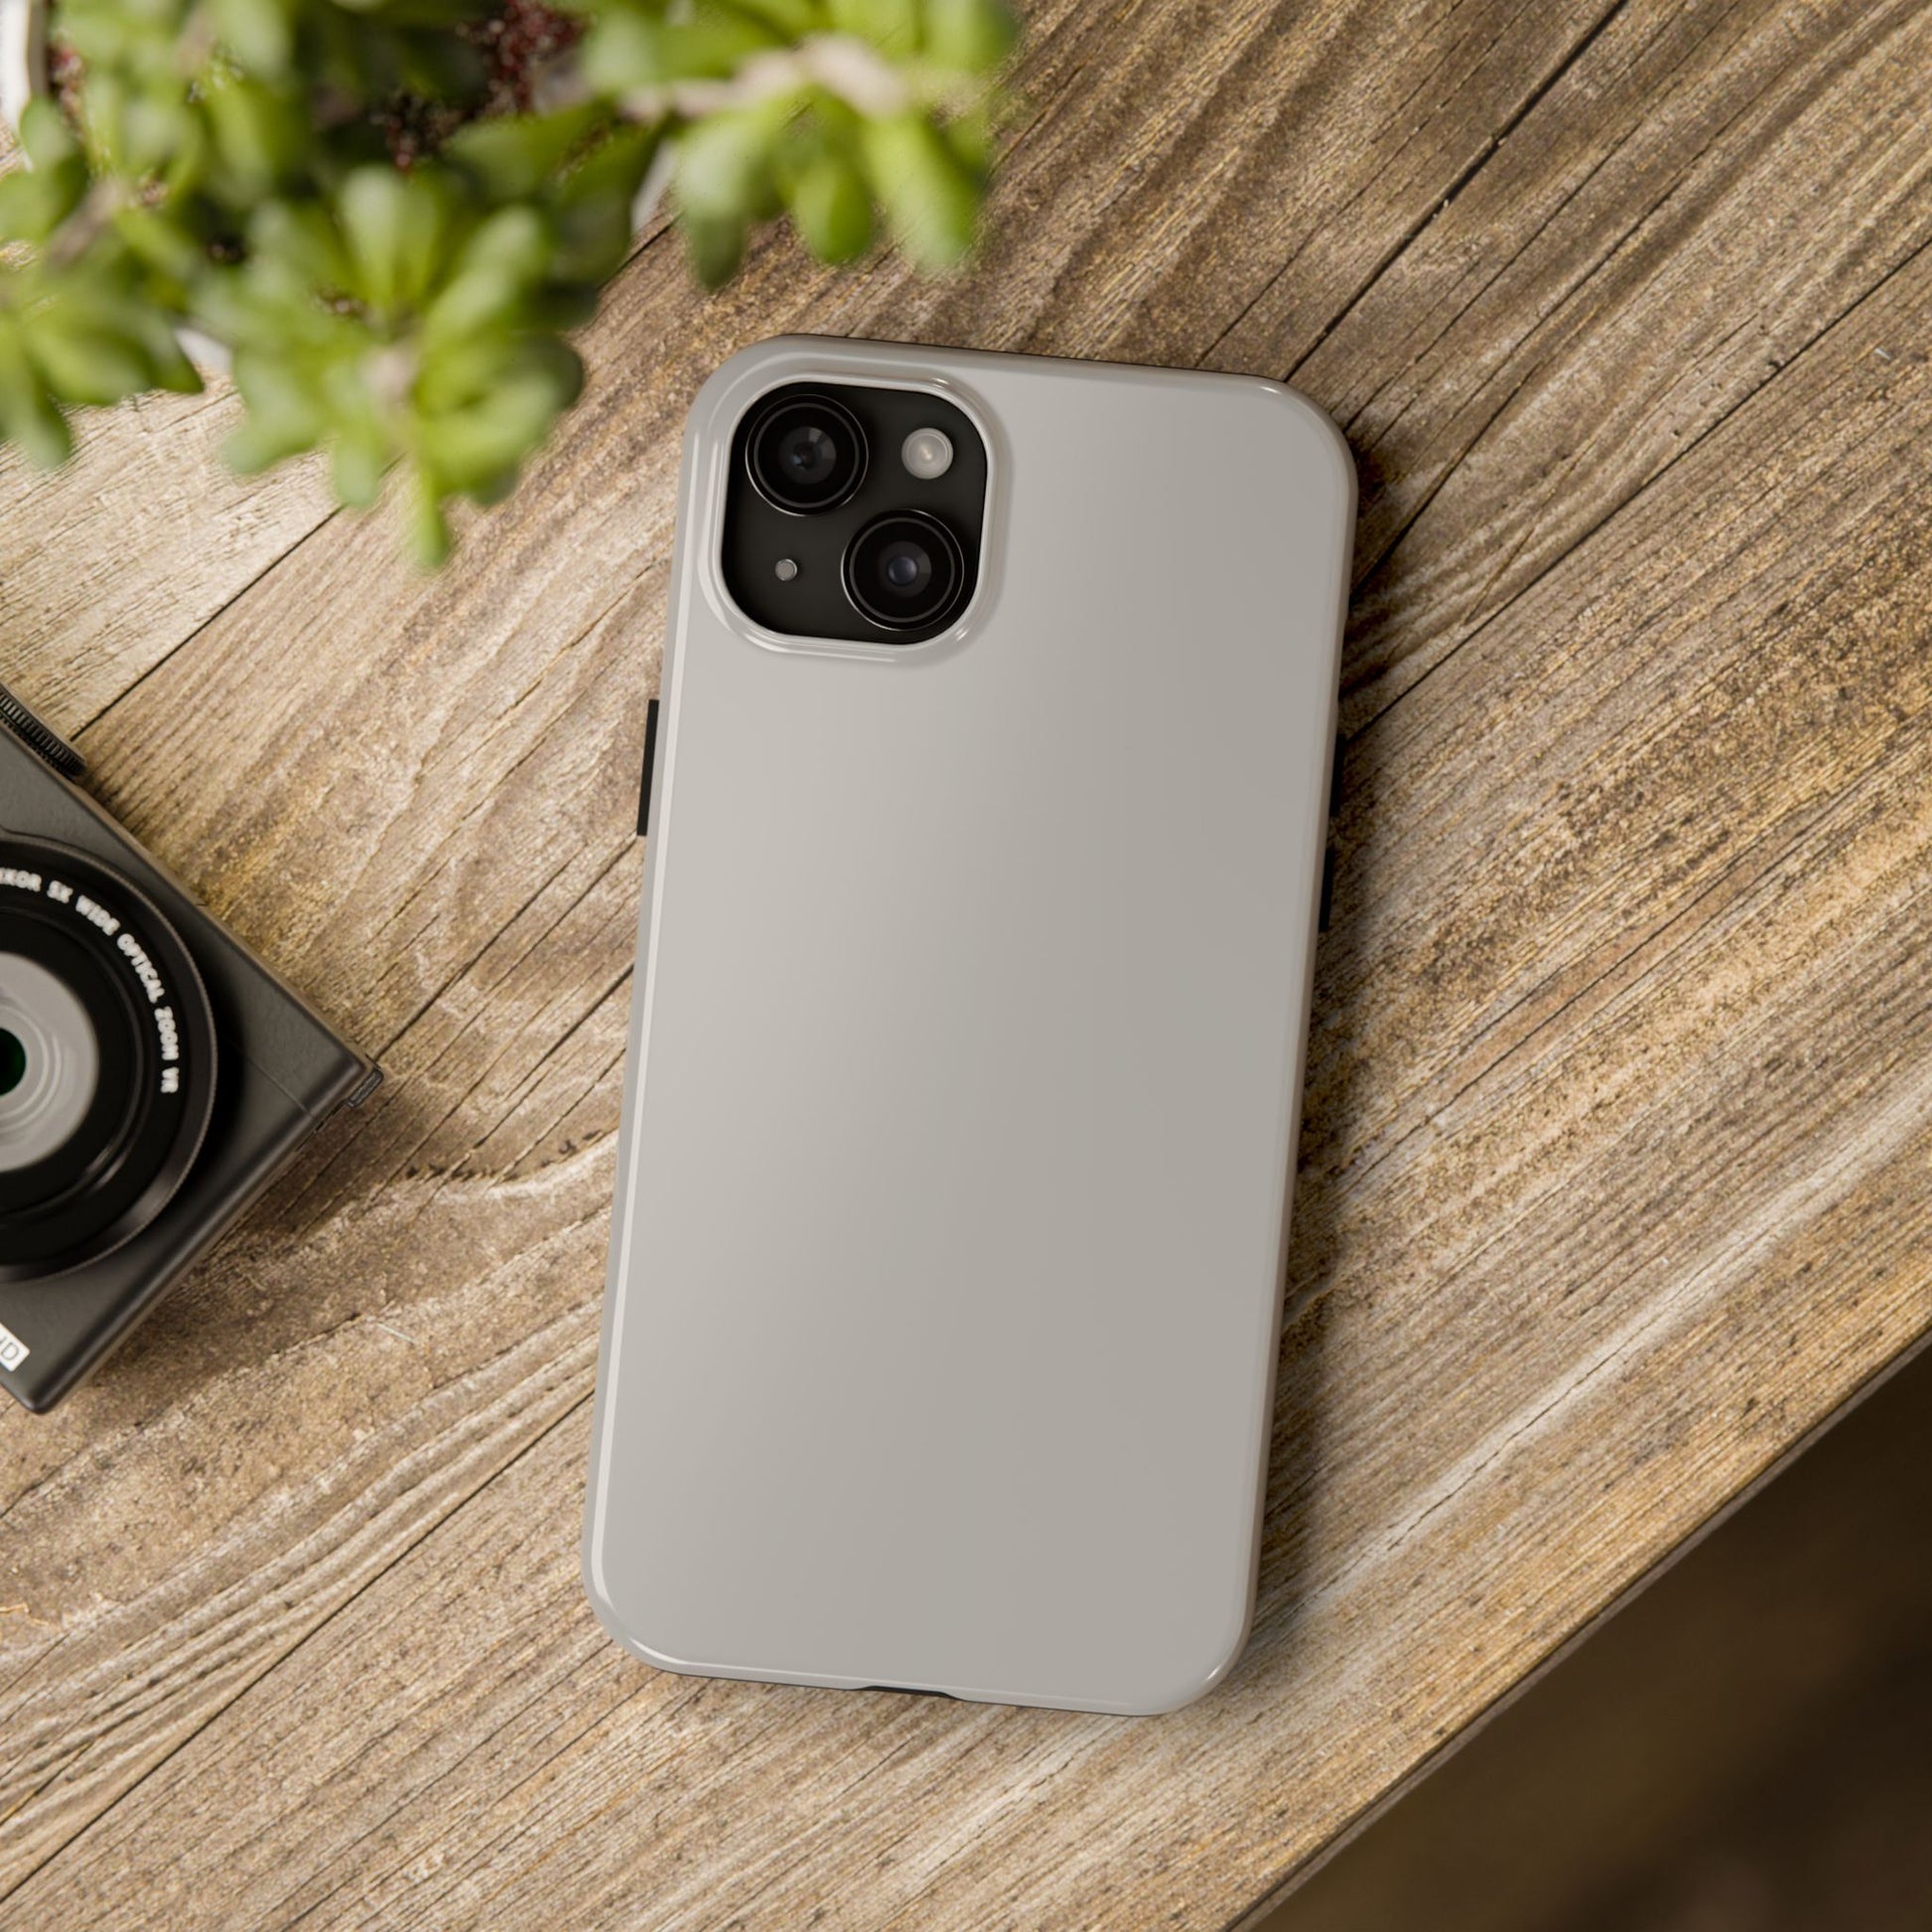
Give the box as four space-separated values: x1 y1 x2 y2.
748 393 868 512
844 511 968 632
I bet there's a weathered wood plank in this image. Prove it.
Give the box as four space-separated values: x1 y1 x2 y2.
1 1 1651 1884
1276 0 1932 730
0 114 336 730
0 0 1630 1625
7 227 1929 1932
2 1 1930 1925
126 211 1928 1932
6 631 1927 1928
0 148 687 740
952 0 1625 363
0 389 337 735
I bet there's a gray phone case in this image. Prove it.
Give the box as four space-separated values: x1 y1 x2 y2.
585 337 1353 1714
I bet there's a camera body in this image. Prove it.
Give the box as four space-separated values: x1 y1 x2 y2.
0 685 376 1412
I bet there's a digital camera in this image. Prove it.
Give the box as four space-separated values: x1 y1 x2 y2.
0 679 377 1412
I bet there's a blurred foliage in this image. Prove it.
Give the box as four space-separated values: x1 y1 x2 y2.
0 0 1016 560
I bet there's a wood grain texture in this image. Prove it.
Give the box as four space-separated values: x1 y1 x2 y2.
3 1 1930 1926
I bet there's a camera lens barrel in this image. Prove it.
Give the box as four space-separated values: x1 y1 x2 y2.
0 955 100 1171
0 837 217 1282
843 511 969 631
748 393 869 513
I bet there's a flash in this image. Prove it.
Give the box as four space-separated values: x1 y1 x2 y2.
774 558 799 582
901 428 954 481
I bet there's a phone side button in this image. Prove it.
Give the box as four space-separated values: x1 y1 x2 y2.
637 698 660 838
1318 845 1336 933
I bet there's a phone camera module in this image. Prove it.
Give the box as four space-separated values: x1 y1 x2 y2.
748 393 868 513
844 511 967 631
722 381 985 645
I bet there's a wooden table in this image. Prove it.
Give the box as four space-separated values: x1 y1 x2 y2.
4 3 1930 1926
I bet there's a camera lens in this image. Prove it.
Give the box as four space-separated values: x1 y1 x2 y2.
0 837 217 1282
0 956 100 1174
748 393 868 512
843 511 968 632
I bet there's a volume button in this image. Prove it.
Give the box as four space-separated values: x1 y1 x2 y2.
636 699 661 838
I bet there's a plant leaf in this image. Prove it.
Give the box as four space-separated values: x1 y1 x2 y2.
17 97 79 170
338 166 458 317
209 0 295 75
23 321 153 408
408 474 452 568
681 209 745 286
447 106 607 200
827 0 918 54
0 323 73 467
787 150 872 263
860 112 980 270
332 420 392 506
922 0 1016 72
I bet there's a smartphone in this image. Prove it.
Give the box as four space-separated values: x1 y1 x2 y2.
584 337 1353 1714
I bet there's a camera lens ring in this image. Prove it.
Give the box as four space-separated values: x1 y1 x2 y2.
0 837 217 1283
843 510 969 633
747 392 869 514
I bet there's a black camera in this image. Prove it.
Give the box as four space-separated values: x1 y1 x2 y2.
0 680 377 1412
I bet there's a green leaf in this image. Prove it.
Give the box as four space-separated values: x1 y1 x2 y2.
329 0 481 21
332 421 392 506
209 0 294 74
249 201 355 293
407 475 452 569
547 122 660 282
922 0 1016 71
578 11 659 94
527 283 600 332
675 105 786 221
229 348 329 452
941 100 996 175
338 167 459 317
583 12 775 91
17 98 79 171
422 207 554 345
128 310 204 395
787 150 872 263
0 325 73 468
113 206 206 283
121 91 202 180
224 411 314 472
717 0 817 35
456 203 553 284
827 0 918 53
423 368 573 487
23 323 152 408
0 164 86 244
447 106 606 200
391 27 488 102
681 209 744 286
860 112 980 270
205 78 302 193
